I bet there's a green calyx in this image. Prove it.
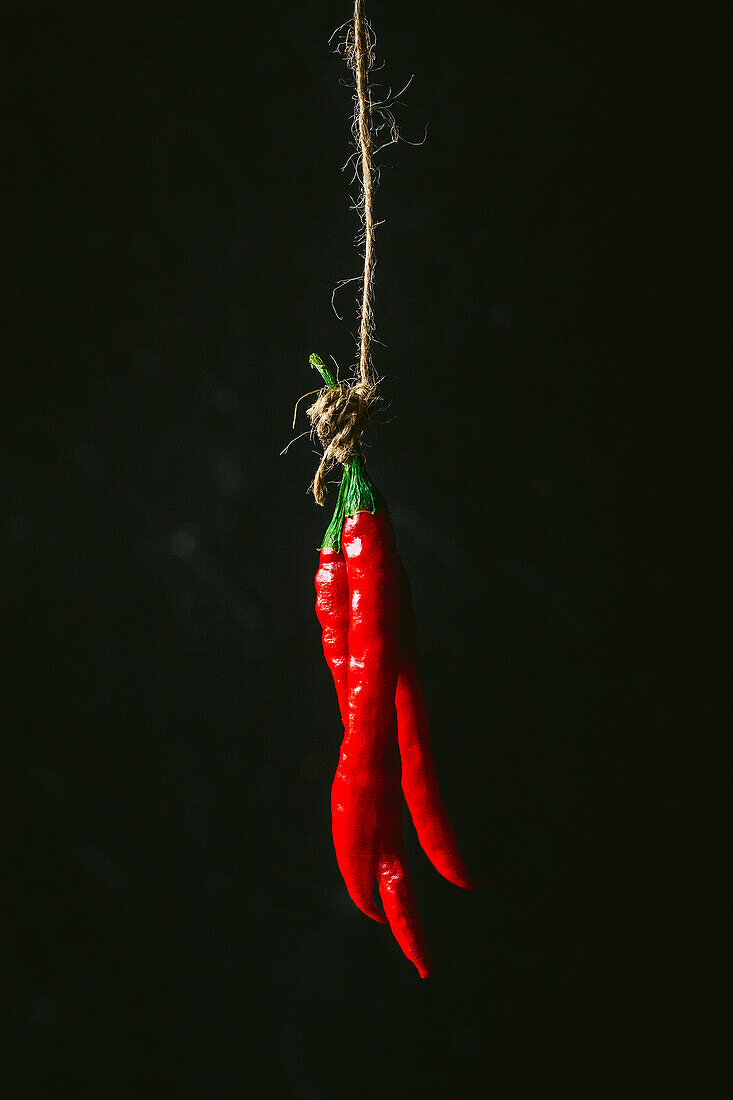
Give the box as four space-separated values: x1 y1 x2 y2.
321 465 350 551
344 454 385 517
310 353 386 552
321 456 386 552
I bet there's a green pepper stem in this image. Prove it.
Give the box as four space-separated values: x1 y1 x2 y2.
343 455 386 517
320 457 386 551
309 352 337 390
321 465 350 552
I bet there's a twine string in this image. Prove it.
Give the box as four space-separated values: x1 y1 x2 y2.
307 381 373 506
352 0 375 388
307 0 380 505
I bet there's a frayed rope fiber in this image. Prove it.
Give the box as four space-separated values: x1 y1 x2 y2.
307 379 376 506
308 0 379 505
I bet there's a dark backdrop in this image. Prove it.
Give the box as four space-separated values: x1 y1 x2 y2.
3 1 699 1096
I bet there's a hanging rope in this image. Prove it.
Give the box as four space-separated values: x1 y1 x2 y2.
352 0 376 389
307 0 380 505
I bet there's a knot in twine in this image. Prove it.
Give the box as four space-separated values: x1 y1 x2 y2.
307 379 376 505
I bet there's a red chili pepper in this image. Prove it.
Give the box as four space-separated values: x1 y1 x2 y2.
395 561 478 891
336 504 432 976
316 516 477 892
311 358 481 976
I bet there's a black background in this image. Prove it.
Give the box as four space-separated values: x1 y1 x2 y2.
3 1 701 1096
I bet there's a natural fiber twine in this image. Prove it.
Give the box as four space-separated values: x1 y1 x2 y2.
350 0 376 391
307 379 376 506
307 0 378 505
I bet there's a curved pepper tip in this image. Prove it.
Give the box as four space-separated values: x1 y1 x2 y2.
352 897 388 925
434 865 489 892
452 875 491 892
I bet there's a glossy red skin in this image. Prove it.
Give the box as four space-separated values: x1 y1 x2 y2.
335 510 432 977
315 541 476 892
315 549 349 724
315 512 479 975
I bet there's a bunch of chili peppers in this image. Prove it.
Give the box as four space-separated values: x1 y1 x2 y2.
310 355 483 977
